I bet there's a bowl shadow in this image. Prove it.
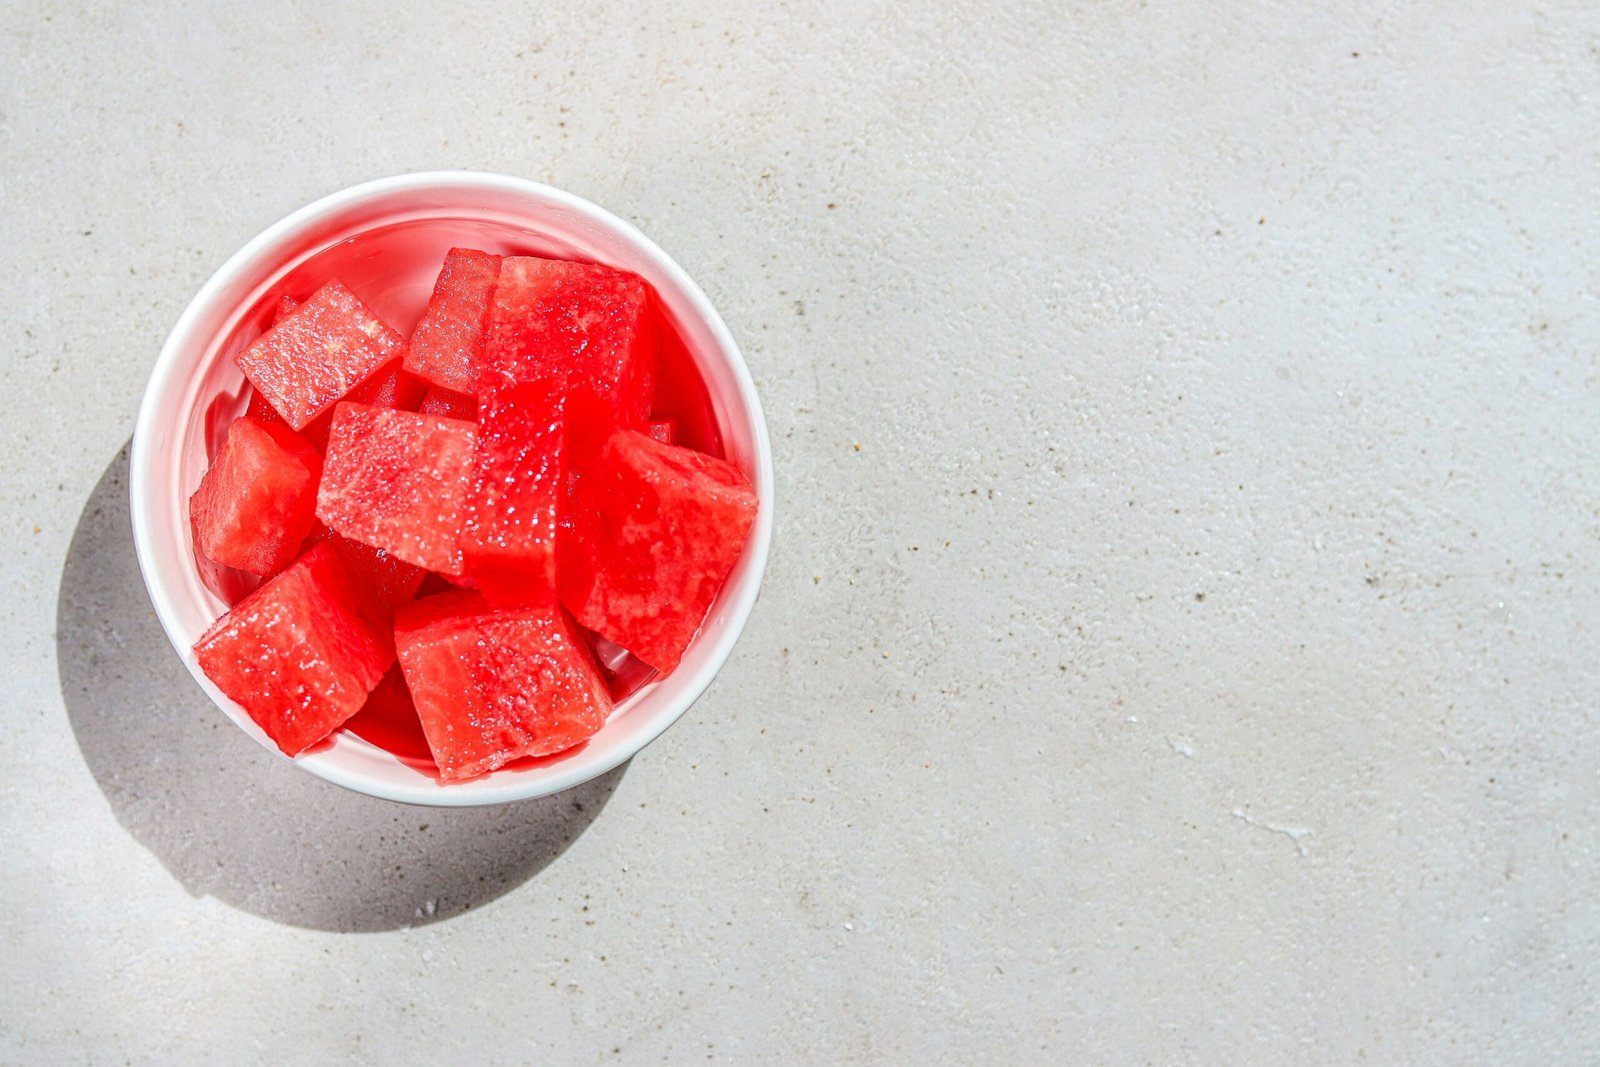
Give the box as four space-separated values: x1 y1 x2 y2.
56 442 626 932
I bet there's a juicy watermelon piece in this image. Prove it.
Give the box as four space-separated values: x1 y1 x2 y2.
341 664 433 764
473 607 610 758
562 430 757 672
479 257 656 437
315 402 476 574
648 418 677 444
235 279 405 431
419 385 478 421
463 379 565 606
189 416 322 576
394 591 611 780
272 295 300 325
404 248 501 394
194 541 393 756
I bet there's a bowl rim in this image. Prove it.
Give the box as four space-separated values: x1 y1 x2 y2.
129 169 774 807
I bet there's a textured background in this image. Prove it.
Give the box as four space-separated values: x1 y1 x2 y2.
4 1 1599 1063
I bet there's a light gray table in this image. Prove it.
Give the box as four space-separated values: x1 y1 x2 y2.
4 2 1596 1063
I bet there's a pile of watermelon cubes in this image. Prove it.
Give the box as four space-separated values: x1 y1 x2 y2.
189 250 758 781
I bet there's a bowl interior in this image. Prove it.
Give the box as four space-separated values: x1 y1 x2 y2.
131 174 771 806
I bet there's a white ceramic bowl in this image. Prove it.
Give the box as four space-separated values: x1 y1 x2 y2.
130 171 773 807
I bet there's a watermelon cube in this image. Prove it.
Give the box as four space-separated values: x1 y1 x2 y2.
316 402 476 574
235 279 405 431
341 664 434 764
404 248 501 394
395 591 611 780
189 415 322 576
463 379 565 606
246 296 418 443
562 430 757 672
194 541 393 756
480 257 656 437
419 385 478 421
648 418 677 444
473 608 610 759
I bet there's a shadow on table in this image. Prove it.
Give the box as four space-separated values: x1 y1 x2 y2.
56 443 625 932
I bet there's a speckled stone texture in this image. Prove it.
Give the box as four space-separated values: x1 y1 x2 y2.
4 2 1598 1063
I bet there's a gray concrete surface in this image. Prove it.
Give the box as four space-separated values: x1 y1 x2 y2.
4 2 1598 1063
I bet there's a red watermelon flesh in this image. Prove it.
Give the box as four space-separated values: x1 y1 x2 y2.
235 279 405 431
296 521 424 637
415 572 463 598
194 541 393 756
189 416 322 576
245 301 420 445
310 357 428 448
419 385 478 421
476 608 610 759
243 300 296 428
341 664 434 764
245 386 287 429
316 402 476 574
463 378 565 607
347 357 427 412
648 418 677 444
404 248 501 394
297 356 429 452
392 593 485 776
322 528 427 615
649 324 724 457
562 430 757 672
479 256 657 440
415 570 480 595
395 591 611 780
